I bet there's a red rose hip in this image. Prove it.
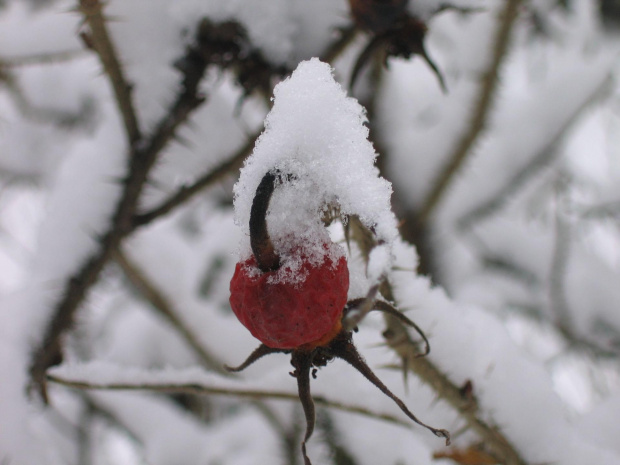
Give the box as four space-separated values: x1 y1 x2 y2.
229 250 349 349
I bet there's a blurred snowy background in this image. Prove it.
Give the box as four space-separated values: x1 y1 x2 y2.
2 0 620 464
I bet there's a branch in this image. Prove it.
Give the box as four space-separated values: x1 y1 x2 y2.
78 0 142 145
132 131 256 228
384 321 528 465
28 21 215 402
319 25 359 63
0 49 87 67
548 175 574 333
417 0 523 225
348 218 528 465
457 74 612 231
112 248 228 374
47 374 411 428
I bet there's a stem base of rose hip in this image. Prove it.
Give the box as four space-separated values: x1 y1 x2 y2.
226 320 450 465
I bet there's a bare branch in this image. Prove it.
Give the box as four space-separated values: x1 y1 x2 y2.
548 175 574 333
47 373 412 428
112 248 228 375
457 75 612 231
133 132 256 227
0 49 87 67
320 26 359 63
418 0 524 225
28 21 216 401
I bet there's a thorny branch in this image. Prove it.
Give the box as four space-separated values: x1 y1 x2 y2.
348 217 529 465
132 131 256 228
28 15 223 402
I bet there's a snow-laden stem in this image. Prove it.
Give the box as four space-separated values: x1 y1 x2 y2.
348 217 529 465
417 0 523 225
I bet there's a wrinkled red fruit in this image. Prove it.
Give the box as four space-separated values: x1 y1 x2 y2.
229 250 349 349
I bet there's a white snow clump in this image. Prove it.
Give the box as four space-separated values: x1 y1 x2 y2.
233 58 398 282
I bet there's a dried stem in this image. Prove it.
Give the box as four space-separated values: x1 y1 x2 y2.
112 248 228 374
78 0 141 145
320 26 359 63
417 0 523 225
46 373 411 428
249 170 282 271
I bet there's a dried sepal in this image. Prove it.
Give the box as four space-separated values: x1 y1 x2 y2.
224 344 288 372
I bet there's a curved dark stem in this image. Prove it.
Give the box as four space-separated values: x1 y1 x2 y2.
350 35 385 92
250 170 282 272
419 44 447 94
224 344 287 372
343 299 430 356
291 350 316 465
329 331 450 445
341 284 379 331
373 301 430 357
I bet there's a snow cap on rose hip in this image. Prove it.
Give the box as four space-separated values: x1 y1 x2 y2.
232 58 398 285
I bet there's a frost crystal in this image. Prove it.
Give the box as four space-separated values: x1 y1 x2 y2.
233 58 398 279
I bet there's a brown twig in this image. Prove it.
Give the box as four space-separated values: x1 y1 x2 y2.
28 18 215 402
46 373 411 428
417 0 524 225
320 25 359 64
78 0 142 146
1 49 87 67
132 132 256 228
385 322 528 465
112 248 228 374
549 173 574 333
457 74 612 231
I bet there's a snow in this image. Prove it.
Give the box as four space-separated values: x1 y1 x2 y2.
3 1 620 465
233 58 398 280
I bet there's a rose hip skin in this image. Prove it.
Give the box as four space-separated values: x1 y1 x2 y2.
229 252 349 350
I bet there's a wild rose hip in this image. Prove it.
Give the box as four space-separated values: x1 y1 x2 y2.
227 170 449 465
229 250 349 349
